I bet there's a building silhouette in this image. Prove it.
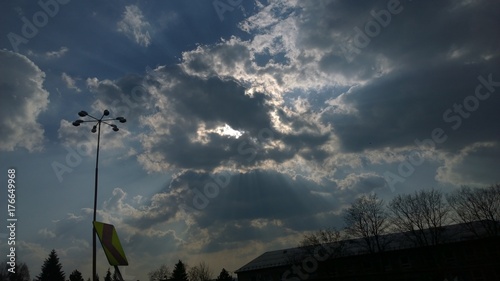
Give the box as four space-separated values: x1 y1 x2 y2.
235 221 500 281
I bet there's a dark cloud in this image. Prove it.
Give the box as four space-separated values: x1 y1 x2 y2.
293 0 500 154
331 60 500 152
437 142 500 186
140 66 273 171
123 170 341 230
134 65 337 172
192 171 335 224
199 220 294 253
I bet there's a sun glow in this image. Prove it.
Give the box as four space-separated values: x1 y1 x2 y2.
213 123 244 139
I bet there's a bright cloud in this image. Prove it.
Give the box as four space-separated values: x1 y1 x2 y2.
61 72 81 92
117 5 152 47
0 50 49 152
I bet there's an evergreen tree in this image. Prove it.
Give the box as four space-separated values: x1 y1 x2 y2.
215 268 233 281
69 270 84 281
36 250 65 281
104 269 112 281
171 260 188 281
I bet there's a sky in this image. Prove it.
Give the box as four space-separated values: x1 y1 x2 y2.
1 0 500 280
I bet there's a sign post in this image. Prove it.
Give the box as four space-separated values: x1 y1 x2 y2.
93 221 129 281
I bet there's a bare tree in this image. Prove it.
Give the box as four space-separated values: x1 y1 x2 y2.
343 193 391 253
288 227 346 263
388 189 450 247
188 262 212 281
298 227 343 248
147 264 170 281
447 184 500 237
0 260 30 281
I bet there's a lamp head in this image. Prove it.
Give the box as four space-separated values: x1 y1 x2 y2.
103 109 110 116
78 111 88 117
72 120 83 126
91 125 97 133
116 117 127 123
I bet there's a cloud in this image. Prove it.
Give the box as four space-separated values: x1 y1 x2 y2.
76 169 351 271
76 0 500 204
57 76 138 156
61 72 81 92
27 46 69 59
179 0 500 189
106 168 394 257
0 50 49 152
92 65 336 177
436 142 500 186
45 46 69 59
117 5 152 47
117 170 339 231
38 228 56 239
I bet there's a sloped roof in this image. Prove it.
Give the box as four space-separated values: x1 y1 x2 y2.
235 220 499 273
235 247 304 273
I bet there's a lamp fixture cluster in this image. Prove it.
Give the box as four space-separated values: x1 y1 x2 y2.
72 110 126 132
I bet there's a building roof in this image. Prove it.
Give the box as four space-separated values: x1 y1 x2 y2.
235 220 499 274
235 247 303 273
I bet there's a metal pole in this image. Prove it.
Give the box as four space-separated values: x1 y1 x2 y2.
73 110 126 281
113 266 125 281
93 121 101 281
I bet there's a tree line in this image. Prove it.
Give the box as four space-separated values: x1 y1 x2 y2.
0 250 235 281
1 249 129 281
299 184 500 254
1 250 65 281
147 260 234 281
2 185 497 281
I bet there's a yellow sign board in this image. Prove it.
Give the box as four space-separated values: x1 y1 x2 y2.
93 222 128 266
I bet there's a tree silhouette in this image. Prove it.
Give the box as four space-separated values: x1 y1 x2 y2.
69 270 84 281
104 269 112 281
343 193 390 253
36 250 65 281
0 260 30 281
292 227 345 264
447 184 500 237
389 189 450 246
171 260 188 281
188 262 212 281
298 227 343 248
215 268 233 281
148 264 170 281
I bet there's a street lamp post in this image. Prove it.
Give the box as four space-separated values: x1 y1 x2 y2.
73 110 126 281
